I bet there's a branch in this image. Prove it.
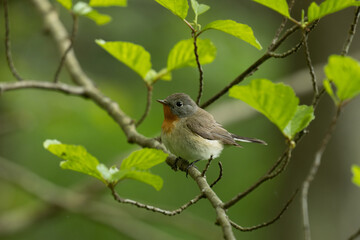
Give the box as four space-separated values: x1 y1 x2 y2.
268 40 303 58
3 0 23 81
31 0 94 87
193 34 204 105
342 7 360 56
268 0 296 50
0 80 86 96
201 24 301 108
302 30 319 103
223 144 293 209
136 84 153 127
201 155 213 177
53 14 78 83
301 106 342 240
230 189 298 232
210 162 223 188
110 185 202 216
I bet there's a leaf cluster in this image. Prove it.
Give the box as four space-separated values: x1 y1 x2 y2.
44 140 168 190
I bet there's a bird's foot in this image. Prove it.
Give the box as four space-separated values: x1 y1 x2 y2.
186 159 200 178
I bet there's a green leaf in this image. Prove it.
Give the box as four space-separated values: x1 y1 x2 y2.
96 39 152 80
124 171 163 191
252 0 290 18
167 38 216 71
191 0 210 17
89 0 127 7
155 0 189 19
229 79 300 138
43 139 104 182
116 148 167 190
352 165 360 188
324 55 360 105
308 0 360 23
73 2 111 25
203 20 262 50
57 0 72 9
283 105 315 139
120 148 168 171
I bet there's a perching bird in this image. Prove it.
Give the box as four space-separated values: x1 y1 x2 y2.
157 93 266 165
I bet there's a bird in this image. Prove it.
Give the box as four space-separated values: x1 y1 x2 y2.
157 93 266 168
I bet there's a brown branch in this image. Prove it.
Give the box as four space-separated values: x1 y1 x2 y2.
193 34 204 105
302 30 319 105
201 155 213 177
53 14 78 83
136 84 153 127
3 0 23 81
268 0 296 50
200 24 301 108
230 189 298 232
268 40 303 58
110 185 202 216
301 106 342 240
342 7 360 56
0 80 86 96
210 162 223 188
223 145 293 209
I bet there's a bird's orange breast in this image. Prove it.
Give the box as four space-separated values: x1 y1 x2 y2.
161 105 179 134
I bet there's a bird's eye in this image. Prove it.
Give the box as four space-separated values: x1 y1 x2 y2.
176 101 183 107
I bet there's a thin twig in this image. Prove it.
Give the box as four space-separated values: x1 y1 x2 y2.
136 84 153 127
201 24 301 108
302 30 319 104
193 34 204 105
269 0 296 49
3 0 23 81
269 40 303 58
301 106 342 240
210 162 223 188
201 156 213 177
230 189 298 232
110 186 201 216
342 7 360 56
0 80 86 96
223 145 293 209
349 227 360 240
53 14 78 83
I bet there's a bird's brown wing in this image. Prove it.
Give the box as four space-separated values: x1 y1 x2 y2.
186 109 240 146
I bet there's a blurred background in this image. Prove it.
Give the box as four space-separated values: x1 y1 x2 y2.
0 0 359 239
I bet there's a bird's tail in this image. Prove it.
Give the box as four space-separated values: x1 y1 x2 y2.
231 134 267 145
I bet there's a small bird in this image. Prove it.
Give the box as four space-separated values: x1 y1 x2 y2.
157 93 266 166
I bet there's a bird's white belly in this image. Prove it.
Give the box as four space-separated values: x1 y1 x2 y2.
161 125 223 161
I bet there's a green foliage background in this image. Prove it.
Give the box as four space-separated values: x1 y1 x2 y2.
0 0 360 239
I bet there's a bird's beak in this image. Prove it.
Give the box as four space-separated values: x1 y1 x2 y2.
157 99 167 105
